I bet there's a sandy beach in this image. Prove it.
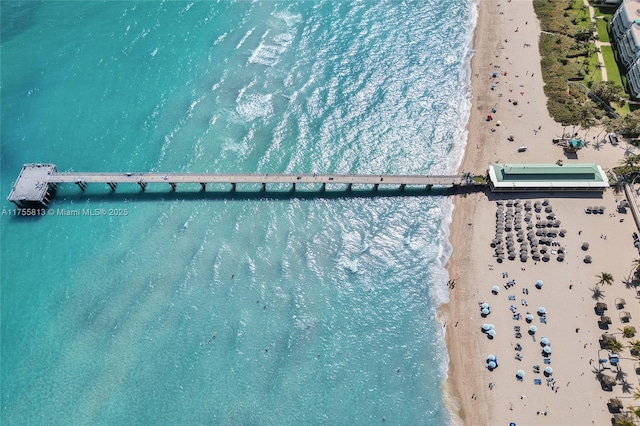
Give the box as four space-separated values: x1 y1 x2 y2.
444 1 640 425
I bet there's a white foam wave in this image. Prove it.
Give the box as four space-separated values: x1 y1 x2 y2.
235 94 274 122
236 27 255 50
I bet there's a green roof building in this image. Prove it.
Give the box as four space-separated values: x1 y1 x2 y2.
488 163 609 192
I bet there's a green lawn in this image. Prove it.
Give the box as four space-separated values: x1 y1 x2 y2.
585 50 603 85
601 44 623 87
596 17 609 43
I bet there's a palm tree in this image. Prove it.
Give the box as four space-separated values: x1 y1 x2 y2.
608 339 624 354
630 341 640 358
621 326 636 338
596 272 614 287
634 387 640 400
631 259 640 278
615 415 635 426
628 405 640 420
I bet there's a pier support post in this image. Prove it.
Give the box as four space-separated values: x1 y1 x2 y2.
373 184 379 191
400 184 406 191
108 182 117 191
75 180 87 191
292 182 296 191
169 182 176 191
138 181 147 191
200 183 206 191
426 184 433 191
231 183 236 192
348 183 353 191
262 183 266 191
321 183 326 192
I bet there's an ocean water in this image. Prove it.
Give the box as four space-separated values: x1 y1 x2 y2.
0 1 474 424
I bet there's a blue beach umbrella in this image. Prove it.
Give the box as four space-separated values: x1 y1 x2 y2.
516 370 525 378
535 280 543 289
481 303 490 309
482 324 491 332
482 308 490 316
544 367 553 375
543 346 552 354
488 361 497 370
529 325 537 333
488 329 496 338
540 337 549 346
488 354 496 362
526 314 534 323
488 324 495 330
492 285 500 294
537 307 546 315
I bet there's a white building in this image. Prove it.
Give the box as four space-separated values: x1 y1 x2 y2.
610 0 640 98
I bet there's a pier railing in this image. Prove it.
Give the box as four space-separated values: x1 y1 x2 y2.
7 164 476 207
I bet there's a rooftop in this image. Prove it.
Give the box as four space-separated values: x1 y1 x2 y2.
488 163 609 191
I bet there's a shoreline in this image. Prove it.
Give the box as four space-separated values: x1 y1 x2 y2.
443 1 640 425
443 0 498 423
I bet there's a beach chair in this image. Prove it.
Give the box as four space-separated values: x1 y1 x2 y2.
540 317 547 324
515 332 522 338
508 295 516 301
534 379 542 385
544 358 551 365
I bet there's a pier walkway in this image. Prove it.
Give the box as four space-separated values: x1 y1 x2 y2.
8 163 476 207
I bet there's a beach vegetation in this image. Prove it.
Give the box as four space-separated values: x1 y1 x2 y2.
634 386 640 399
622 326 636 338
591 81 625 105
608 338 624 354
596 272 614 286
614 153 640 180
533 0 637 127
631 258 640 278
614 415 635 426
630 341 640 358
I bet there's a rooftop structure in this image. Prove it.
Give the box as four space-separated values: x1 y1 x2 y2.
488 163 609 192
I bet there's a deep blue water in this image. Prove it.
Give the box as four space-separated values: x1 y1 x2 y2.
1 1 474 424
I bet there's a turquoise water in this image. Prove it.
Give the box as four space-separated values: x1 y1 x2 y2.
1 1 474 424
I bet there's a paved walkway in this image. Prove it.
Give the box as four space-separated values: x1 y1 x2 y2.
585 0 609 81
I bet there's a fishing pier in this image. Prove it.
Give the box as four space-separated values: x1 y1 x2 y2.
8 163 477 208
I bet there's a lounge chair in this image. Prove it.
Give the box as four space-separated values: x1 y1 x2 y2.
544 358 551 364
534 379 542 385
